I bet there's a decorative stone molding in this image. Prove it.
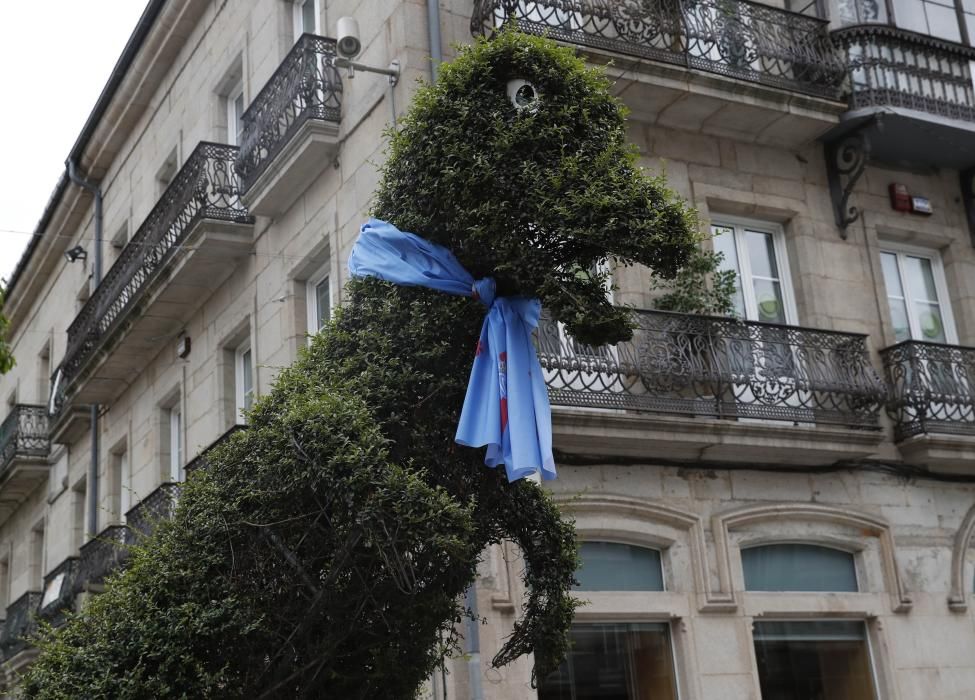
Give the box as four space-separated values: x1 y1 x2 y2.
712 502 912 613
553 495 735 611
948 503 975 611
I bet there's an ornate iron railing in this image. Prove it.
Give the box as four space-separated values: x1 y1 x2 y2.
126 482 182 541
0 591 40 659
881 340 975 441
37 558 79 629
185 425 246 475
471 0 845 98
833 25 975 122
74 525 131 594
536 309 884 426
237 34 342 192
0 405 49 474
52 142 252 417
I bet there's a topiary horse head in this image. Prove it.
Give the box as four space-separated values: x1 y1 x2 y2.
22 31 697 699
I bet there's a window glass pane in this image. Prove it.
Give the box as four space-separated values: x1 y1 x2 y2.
880 252 904 298
301 0 316 33
170 408 182 481
754 621 877 700
892 0 929 33
926 2 962 41
315 277 330 331
904 256 940 303
120 452 130 513
575 542 664 591
742 544 858 592
712 225 745 317
753 279 786 324
888 298 911 343
237 348 254 420
915 302 947 342
242 349 253 411
745 230 780 280
538 623 678 700
229 92 244 144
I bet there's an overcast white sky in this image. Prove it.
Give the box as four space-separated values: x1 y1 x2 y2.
0 2 149 285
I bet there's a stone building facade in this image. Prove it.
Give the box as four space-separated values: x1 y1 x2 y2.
2 0 975 698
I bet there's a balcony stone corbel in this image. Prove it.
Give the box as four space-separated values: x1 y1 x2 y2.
825 126 872 239
961 166 975 248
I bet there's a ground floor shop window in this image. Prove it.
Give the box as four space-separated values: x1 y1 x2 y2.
753 620 877 700
538 622 678 700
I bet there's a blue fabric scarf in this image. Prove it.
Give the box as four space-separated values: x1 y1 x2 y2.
348 219 556 482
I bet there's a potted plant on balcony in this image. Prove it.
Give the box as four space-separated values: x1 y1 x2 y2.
646 243 738 414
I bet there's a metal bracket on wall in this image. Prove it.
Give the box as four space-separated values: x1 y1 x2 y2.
961 167 975 248
825 131 871 239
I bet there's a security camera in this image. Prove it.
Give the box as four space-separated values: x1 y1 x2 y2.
336 17 361 60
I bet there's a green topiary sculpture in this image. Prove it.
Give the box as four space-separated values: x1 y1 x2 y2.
20 31 698 698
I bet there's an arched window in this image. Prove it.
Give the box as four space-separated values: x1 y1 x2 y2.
574 541 664 591
540 541 677 700
742 543 858 592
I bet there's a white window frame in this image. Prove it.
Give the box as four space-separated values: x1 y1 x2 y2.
306 267 332 339
235 342 254 425
712 215 799 325
879 242 958 344
227 84 245 147
169 406 183 482
292 0 321 40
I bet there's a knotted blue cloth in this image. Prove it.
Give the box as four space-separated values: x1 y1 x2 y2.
348 219 556 482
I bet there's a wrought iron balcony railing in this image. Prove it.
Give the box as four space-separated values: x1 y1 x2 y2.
185 425 246 475
51 142 252 418
881 340 975 442
74 525 131 594
0 405 49 474
833 25 975 122
37 557 79 629
472 0 845 99
536 309 885 427
0 591 40 659
126 482 181 541
236 34 342 193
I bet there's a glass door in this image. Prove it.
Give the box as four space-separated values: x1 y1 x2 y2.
880 247 967 427
879 249 956 345
711 219 806 420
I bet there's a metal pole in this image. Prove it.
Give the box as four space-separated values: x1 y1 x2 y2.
66 159 103 536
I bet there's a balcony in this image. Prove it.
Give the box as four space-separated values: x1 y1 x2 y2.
882 340 975 470
831 25 975 169
185 425 246 475
37 558 80 629
537 309 886 464
237 34 342 216
126 482 181 540
0 591 40 661
73 525 131 594
472 0 846 145
0 405 50 522
50 142 253 439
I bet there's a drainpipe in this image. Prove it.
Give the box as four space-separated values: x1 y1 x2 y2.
66 159 103 536
426 0 442 83
464 584 484 700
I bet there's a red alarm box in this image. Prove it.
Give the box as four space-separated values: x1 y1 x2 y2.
889 183 911 212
